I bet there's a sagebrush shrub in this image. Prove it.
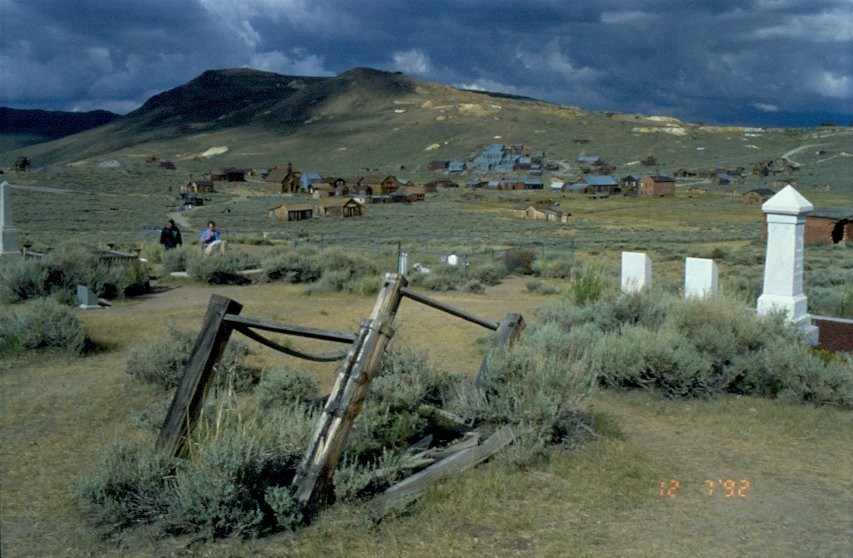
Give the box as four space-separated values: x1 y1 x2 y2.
254 367 319 409
0 298 87 354
125 324 250 389
469 263 505 286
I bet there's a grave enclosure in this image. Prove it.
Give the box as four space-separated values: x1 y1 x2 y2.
157 273 524 519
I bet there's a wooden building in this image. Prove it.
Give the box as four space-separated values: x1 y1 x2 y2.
317 198 364 218
265 163 301 193
222 167 246 182
182 179 215 193
805 209 852 245
639 175 675 197
513 203 570 223
269 202 314 221
743 188 776 204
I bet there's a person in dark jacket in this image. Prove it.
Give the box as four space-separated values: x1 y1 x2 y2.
159 219 182 249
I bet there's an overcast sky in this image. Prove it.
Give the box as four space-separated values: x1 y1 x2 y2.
1 0 851 127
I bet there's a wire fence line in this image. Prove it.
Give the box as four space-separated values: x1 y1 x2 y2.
257 232 576 277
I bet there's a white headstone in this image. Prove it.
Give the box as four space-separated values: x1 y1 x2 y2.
1 181 20 257
397 251 408 275
448 253 459 266
621 251 651 293
684 257 718 298
757 185 818 345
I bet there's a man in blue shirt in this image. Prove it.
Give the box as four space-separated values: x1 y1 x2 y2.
199 220 224 254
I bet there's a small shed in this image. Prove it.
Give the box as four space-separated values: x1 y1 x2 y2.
513 203 570 224
639 175 675 197
743 188 776 205
582 175 619 194
398 185 426 201
805 209 853 245
269 202 314 221
183 180 215 193
222 167 246 182
317 198 365 218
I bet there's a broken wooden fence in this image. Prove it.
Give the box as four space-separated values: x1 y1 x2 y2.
156 272 525 519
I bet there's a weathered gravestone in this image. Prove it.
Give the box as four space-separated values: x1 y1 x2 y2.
757 185 819 345
77 285 101 309
1 181 20 257
621 251 651 293
684 257 718 298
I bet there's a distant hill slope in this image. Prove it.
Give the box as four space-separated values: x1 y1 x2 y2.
0 107 120 150
2 66 851 197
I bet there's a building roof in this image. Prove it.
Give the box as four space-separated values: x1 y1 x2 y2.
645 175 675 182
583 175 617 186
745 188 776 197
577 155 600 163
272 202 314 212
809 208 853 220
320 197 358 208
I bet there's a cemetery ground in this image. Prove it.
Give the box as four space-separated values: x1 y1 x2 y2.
2 279 852 558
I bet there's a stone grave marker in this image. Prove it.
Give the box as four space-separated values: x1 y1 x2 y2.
684 257 718 298
757 185 819 345
77 285 101 309
621 251 651 293
1 181 20 257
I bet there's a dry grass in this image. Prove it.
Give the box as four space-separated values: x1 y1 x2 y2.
2 281 851 557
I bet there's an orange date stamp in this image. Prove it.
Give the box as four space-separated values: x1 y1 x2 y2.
659 479 751 498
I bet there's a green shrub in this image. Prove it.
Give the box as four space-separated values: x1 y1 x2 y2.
0 244 150 303
504 249 536 274
186 250 258 284
260 246 322 283
533 291 853 406
453 323 596 466
532 258 573 279
254 367 320 410
74 442 172 530
160 245 194 272
0 257 45 303
465 278 486 294
525 279 561 295
409 265 461 291
78 397 317 538
469 263 505 286
0 298 87 355
125 324 250 390
568 264 607 305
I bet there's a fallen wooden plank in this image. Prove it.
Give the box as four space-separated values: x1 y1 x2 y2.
367 425 515 519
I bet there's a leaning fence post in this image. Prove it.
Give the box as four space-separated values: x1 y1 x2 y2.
292 273 407 516
156 294 243 457
475 313 525 390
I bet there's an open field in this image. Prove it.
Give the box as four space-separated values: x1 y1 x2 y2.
1 280 851 557
1 76 852 555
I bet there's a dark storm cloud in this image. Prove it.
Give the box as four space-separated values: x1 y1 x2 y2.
1 0 850 125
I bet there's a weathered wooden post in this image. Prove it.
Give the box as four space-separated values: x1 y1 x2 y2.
156 294 243 457
475 313 525 389
293 273 406 515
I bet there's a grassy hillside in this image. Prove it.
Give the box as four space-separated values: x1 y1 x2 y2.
2 67 851 199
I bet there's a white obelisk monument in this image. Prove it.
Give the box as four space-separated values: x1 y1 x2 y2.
757 185 818 345
0 181 20 258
